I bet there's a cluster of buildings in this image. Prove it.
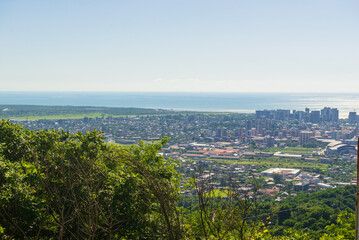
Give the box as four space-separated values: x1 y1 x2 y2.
178 160 258 197
258 167 355 199
348 111 359 124
15 107 358 165
15 107 358 154
260 168 331 191
13 106 359 199
179 161 351 202
256 107 339 123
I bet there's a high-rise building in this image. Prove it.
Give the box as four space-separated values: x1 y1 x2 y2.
265 119 272 129
235 128 242 137
256 110 271 119
222 127 227 137
321 107 339 122
293 111 304 120
275 109 290 120
255 120 263 135
245 120 252 130
216 128 222 138
330 108 339 122
216 128 227 137
310 111 320 123
321 107 331 122
348 112 357 124
300 131 312 144
250 128 256 136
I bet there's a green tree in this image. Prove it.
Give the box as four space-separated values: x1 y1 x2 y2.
0 120 181 239
272 173 282 184
320 211 355 240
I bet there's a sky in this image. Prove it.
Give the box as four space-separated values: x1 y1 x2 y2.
0 1 358 92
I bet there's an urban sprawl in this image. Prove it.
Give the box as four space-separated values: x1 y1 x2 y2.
14 107 359 201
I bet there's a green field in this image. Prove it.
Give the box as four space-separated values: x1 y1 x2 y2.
207 189 232 198
189 156 329 172
237 157 328 171
282 147 317 154
0 105 197 120
261 147 317 154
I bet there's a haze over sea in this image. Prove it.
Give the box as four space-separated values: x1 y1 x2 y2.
1 92 359 119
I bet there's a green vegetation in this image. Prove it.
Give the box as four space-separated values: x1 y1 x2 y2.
0 105 196 120
0 120 181 239
207 189 232 198
259 147 317 154
0 120 356 239
239 156 328 171
258 185 356 239
200 156 329 172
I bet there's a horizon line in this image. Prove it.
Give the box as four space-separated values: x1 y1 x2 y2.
1 91 359 94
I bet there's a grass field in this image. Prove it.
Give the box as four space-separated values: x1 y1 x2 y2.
207 189 232 198
192 156 329 172
237 157 328 171
261 147 318 154
281 147 317 154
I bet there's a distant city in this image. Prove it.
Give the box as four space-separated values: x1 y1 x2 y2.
256 107 339 123
12 106 358 199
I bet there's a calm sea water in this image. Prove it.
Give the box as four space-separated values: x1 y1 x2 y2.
1 92 359 118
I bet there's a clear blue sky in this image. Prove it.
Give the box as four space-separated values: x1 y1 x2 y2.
0 1 358 92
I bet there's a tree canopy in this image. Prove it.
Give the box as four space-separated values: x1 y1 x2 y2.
0 120 181 239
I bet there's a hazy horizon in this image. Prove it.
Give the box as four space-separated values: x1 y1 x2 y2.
2 90 359 94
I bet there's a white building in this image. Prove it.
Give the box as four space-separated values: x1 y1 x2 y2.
260 168 301 179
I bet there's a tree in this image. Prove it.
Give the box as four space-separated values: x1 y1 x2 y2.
184 165 263 239
320 211 355 240
272 174 282 184
0 120 182 239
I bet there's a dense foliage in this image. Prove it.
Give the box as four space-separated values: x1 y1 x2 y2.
258 185 356 238
0 120 181 239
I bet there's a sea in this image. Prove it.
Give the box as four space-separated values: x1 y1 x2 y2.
1 92 359 119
